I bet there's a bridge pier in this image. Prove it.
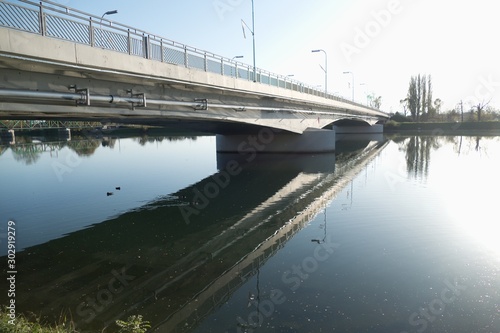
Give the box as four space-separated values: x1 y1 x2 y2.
216 128 335 154
333 124 383 134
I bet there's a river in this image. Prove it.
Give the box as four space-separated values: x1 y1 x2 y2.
0 132 498 333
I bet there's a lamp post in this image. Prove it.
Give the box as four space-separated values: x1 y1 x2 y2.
359 83 368 105
311 49 327 97
231 56 243 77
102 10 118 18
251 0 256 82
99 10 118 47
241 0 256 82
343 71 354 102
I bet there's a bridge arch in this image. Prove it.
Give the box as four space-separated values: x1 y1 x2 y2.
330 118 373 127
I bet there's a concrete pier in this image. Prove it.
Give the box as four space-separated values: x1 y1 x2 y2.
216 128 336 154
333 124 383 134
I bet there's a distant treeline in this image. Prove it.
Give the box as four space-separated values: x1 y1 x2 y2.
384 121 500 134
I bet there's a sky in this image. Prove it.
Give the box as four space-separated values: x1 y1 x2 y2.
45 0 500 113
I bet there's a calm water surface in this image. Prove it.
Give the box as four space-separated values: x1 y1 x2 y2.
0 133 499 333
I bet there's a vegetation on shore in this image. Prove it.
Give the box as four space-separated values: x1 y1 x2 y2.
389 72 500 132
385 107 500 134
0 308 150 333
384 120 500 134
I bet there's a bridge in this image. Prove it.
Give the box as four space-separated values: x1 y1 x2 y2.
0 0 389 152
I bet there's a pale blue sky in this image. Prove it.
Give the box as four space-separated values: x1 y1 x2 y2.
46 0 500 112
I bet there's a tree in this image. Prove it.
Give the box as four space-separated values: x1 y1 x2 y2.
421 74 427 115
433 98 442 115
372 96 382 109
368 93 382 109
407 76 420 121
406 74 434 121
472 100 491 122
400 98 409 116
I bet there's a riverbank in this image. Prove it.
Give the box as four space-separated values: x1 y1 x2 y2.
384 121 500 135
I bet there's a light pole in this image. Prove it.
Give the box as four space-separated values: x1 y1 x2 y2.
251 0 256 82
241 0 256 82
359 82 368 105
101 10 118 19
231 55 243 77
99 10 118 47
343 71 354 102
312 49 327 97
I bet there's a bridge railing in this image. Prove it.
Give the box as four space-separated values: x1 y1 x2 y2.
0 0 383 114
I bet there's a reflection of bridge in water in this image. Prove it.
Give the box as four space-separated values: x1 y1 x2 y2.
0 120 106 144
4 135 388 332
0 120 102 130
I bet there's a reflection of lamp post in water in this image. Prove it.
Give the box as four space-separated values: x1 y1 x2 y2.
311 208 327 244
342 180 353 210
99 10 118 47
243 262 261 330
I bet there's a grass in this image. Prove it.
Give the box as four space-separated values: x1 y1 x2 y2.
0 308 150 333
0 308 75 333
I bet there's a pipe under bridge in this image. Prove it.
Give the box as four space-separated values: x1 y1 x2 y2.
0 0 389 152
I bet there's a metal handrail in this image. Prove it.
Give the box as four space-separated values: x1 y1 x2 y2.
0 0 384 113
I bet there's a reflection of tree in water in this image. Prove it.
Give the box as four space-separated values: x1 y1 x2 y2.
10 145 42 165
100 137 117 149
0 146 8 157
66 139 101 156
5 135 201 164
7 138 101 165
133 135 198 146
452 136 489 156
401 136 441 179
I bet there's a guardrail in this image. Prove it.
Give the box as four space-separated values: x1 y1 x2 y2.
0 0 382 113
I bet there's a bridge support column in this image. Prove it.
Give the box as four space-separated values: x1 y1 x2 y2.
216 128 335 154
333 124 383 134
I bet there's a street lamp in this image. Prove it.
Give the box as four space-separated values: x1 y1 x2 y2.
359 83 368 105
343 71 354 102
231 56 243 77
311 49 327 97
102 10 118 18
241 0 256 82
99 10 118 47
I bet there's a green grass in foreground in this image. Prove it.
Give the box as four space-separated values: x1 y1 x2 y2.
0 308 150 333
0 309 75 333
